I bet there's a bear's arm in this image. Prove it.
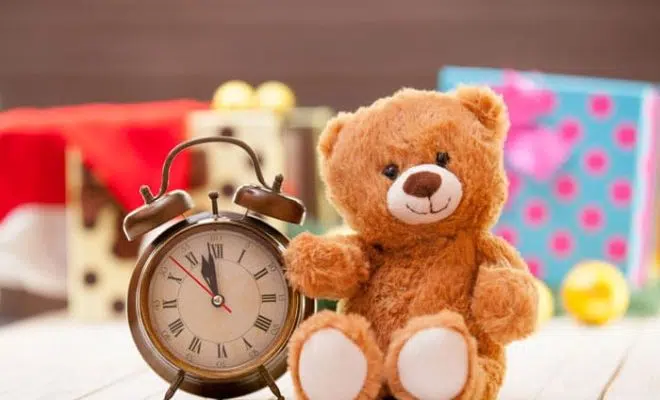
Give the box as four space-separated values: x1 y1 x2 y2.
284 232 370 300
472 232 538 344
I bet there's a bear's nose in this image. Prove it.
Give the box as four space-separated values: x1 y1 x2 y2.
403 171 442 198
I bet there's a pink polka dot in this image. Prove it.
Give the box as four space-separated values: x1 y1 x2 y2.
559 118 583 144
583 148 609 175
539 90 557 114
550 231 574 258
605 236 627 262
614 123 637 150
610 179 632 207
526 258 543 278
589 94 613 119
579 205 604 232
507 170 522 199
524 199 548 226
496 226 518 246
554 174 578 202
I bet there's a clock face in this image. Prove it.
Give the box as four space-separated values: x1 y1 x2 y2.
144 224 290 373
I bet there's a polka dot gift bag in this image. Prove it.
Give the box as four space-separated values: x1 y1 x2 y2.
439 66 658 292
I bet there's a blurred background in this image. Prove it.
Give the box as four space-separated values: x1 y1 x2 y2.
1 0 658 110
0 0 658 327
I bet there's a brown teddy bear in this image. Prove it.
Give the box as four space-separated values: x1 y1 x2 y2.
284 86 538 400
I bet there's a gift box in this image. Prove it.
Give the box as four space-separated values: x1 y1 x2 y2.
186 107 342 237
281 107 342 235
64 101 204 320
186 108 288 232
0 100 206 319
2 100 339 319
439 66 658 290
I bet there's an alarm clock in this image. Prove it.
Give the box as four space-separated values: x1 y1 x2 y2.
123 136 315 399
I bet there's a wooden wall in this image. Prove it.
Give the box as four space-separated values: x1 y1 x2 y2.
1 0 658 111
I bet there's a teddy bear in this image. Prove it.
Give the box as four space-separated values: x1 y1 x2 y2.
284 86 538 400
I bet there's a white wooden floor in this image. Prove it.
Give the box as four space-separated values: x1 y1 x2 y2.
0 314 657 400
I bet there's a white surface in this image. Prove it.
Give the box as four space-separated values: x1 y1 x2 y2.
534 321 642 400
0 315 657 399
396 327 468 400
0 204 67 297
386 164 462 225
605 318 660 399
298 328 368 400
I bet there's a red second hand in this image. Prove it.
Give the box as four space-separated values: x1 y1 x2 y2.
169 256 232 313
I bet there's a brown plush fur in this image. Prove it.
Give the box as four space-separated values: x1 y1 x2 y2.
285 86 538 399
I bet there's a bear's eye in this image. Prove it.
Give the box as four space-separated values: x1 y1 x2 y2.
382 164 399 180
436 152 451 168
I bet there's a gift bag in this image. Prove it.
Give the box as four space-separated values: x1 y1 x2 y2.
439 66 658 291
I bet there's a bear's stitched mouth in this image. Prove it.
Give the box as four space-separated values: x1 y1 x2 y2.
405 197 452 216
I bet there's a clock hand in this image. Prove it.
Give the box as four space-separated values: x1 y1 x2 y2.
207 243 223 297
201 252 219 297
208 253 232 313
169 256 232 313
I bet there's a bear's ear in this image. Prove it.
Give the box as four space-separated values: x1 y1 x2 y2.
318 112 352 159
455 85 509 142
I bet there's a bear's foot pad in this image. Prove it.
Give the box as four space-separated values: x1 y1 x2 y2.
395 327 469 400
298 328 368 400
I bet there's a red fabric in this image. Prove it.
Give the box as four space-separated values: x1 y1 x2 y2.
0 100 208 221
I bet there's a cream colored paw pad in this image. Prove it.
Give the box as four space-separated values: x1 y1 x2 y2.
298 328 367 400
397 327 468 400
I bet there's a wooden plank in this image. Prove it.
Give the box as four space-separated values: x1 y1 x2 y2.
0 316 145 400
0 314 654 399
85 367 295 400
534 319 645 400
500 318 589 400
79 370 171 400
605 318 660 399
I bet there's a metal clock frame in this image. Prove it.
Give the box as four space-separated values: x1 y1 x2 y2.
127 211 315 400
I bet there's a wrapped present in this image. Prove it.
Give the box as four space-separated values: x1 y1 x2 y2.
65 101 204 320
0 100 206 319
281 107 342 235
0 113 67 299
439 67 658 290
187 107 343 236
186 109 287 231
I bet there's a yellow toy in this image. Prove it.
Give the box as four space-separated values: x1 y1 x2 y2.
561 260 630 325
255 81 296 113
533 277 554 327
212 80 255 110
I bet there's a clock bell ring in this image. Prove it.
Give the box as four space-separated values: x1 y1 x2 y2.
122 136 315 400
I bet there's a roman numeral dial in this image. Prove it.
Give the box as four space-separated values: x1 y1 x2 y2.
163 299 177 309
148 228 290 371
254 315 272 332
168 319 185 337
188 336 202 354
253 268 268 280
208 242 222 259
261 294 276 303
218 343 228 358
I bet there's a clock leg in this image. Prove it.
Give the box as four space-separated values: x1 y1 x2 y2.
163 370 185 400
287 311 383 400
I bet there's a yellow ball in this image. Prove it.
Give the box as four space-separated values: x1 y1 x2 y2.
255 81 296 113
534 277 554 327
212 80 255 110
561 260 630 325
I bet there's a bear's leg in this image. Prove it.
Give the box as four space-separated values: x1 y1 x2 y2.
288 310 384 400
384 310 504 400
